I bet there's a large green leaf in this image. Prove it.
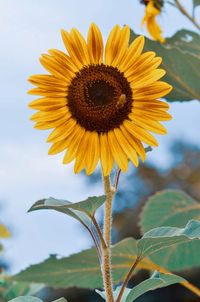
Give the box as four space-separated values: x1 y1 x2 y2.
137 219 200 257
130 29 200 101
140 190 200 270
28 195 105 229
96 272 184 302
125 272 184 302
167 29 200 58
12 227 194 291
13 238 150 289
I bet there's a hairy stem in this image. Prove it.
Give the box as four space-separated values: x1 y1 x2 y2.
174 0 200 30
102 174 115 302
116 256 140 302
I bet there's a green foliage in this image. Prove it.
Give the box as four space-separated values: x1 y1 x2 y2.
8 297 68 302
8 298 42 302
28 195 105 229
96 272 184 302
13 238 138 289
138 219 200 257
130 29 200 102
193 0 200 8
1 281 44 301
125 272 184 302
14 219 200 290
140 190 200 270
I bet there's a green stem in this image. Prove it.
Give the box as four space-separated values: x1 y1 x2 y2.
174 0 200 30
102 174 115 302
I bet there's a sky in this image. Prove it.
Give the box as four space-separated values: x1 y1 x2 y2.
0 0 200 274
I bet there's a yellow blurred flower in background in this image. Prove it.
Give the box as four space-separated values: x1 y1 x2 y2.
141 0 165 43
0 224 10 238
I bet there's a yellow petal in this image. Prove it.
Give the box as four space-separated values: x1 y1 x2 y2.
124 120 158 147
74 131 91 173
28 87 67 97
141 0 165 43
61 28 90 68
63 126 86 164
85 132 100 175
87 23 104 64
100 133 114 176
47 118 76 143
107 131 128 172
119 35 145 72
48 49 78 73
28 74 67 90
34 115 70 130
130 69 166 89
29 97 67 111
127 56 162 83
105 25 121 65
114 128 139 167
30 107 69 122
111 25 130 67
133 99 169 111
129 113 167 134
40 54 73 82
48 126 77 155
120 124 146 161
134 81 172 100
124 51 156 78
133 109 172 121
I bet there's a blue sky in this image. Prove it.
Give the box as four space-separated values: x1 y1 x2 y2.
0 0 200 273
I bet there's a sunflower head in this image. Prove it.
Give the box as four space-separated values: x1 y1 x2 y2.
28 23 172 176
141 0 165 43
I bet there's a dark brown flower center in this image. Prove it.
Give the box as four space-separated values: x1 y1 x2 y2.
67 64 133 133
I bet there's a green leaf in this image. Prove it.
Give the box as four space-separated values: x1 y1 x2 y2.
193 0 200 8
28 195 105 228
13 238 145 289
130 29 200 101
3 282 44 300
125 272 185 302
8 297 42 302
140 190 200 270
96 272 184 302
137 219 200 257
167 30 200 58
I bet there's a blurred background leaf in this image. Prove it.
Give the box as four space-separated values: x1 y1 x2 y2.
193 0 200 9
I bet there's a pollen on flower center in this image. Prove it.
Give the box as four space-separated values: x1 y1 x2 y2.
67 64 133 133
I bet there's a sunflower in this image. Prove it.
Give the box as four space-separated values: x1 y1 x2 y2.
28 23 172 176
141 0 165 43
